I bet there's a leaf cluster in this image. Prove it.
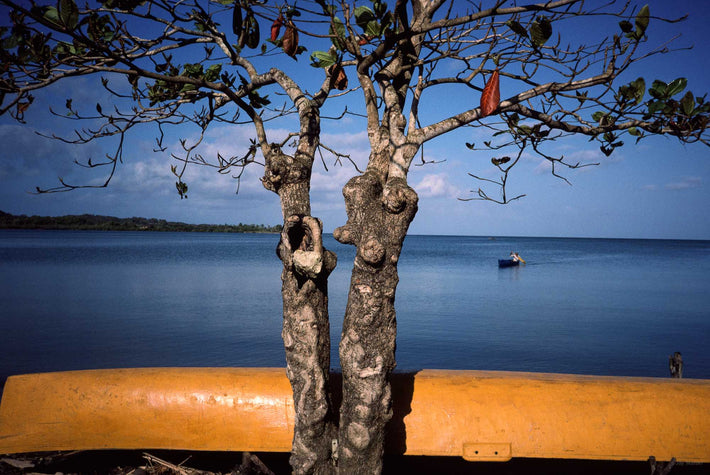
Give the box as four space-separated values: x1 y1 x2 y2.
506 15 553 49
310 0 392 68
618 4 650 41
644 79 710 138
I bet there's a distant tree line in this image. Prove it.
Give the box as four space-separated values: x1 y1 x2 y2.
0 211 281 233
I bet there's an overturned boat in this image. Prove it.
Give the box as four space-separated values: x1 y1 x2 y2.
0 368 708 464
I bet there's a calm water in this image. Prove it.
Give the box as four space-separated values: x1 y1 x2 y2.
1 230 708 383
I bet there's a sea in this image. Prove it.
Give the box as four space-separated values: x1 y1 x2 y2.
1 229 709 385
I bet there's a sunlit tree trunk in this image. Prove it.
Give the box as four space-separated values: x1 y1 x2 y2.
263 138 337 473
334 149 418 473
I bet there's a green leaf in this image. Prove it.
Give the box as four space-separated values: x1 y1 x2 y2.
285 7 301 18
2 34 19 49
628 126 640 136
364 21 381 38
517 125 533 136
59 0 79 29
175 181 188 199
204 64 222 82
43 6 60 25
619 77 645 106
182 63 203 78
618 20 633 33
102 27 116 42
667 77 687 97
505 20 528 38
248 89 270 109
530 16 552 48
634 4 650 38
220 71 236 87
630 77 645 105
680 91 695 116
329 17 346 50
491 156 511 166
310 50 336 68
373 1 387 17
354 6 376 31
647 100 666 115
693 102 710 115
649 80 667 99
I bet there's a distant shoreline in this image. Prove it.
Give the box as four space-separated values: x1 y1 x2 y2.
0 211 281 234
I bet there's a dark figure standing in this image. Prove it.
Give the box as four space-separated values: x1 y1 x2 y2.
669 352 683 378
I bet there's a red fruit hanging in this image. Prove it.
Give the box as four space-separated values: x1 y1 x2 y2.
271 14 283 42
480 69 500 117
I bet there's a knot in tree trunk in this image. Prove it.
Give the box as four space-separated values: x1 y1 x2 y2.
382 178 416 214
360 237 386 266
261 145 311 195
279 215 336 282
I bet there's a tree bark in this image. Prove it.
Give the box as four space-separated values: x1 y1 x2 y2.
334 169 418 474
263 146 337 474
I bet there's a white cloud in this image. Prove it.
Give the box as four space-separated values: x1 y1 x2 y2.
321 130 368 149
311 165 357 193
412 173 461 198
533 159 552 175
664 176 702 191
641 176 702 192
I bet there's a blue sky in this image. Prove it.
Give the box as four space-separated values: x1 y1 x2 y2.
1 1 709 239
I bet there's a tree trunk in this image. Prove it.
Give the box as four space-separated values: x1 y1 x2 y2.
263 147 337 474
334 170 418 474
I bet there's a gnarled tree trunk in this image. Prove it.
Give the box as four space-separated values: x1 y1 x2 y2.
334 164 418 474
263 144 337 474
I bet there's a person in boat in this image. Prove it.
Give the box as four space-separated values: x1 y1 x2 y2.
510 252 526 264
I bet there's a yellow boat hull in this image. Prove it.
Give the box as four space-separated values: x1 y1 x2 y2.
1 368 708 463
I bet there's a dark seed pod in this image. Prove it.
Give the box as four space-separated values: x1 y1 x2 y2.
245 12 259 49
232 2 242 36
282 21 299 57
328 63 348 90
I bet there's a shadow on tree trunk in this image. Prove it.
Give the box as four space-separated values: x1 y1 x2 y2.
327 371 417 458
